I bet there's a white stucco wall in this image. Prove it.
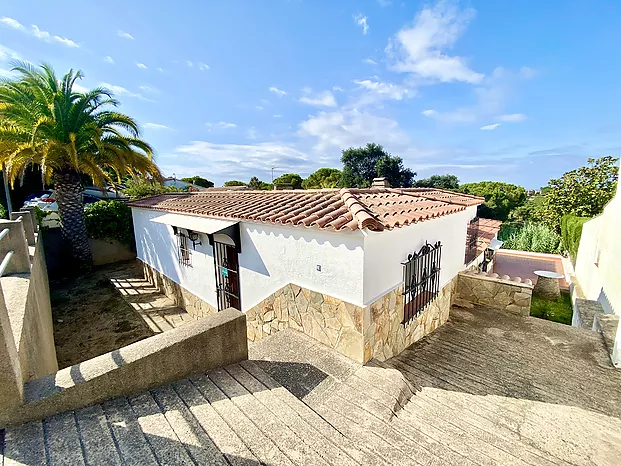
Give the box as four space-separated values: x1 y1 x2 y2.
132 208 365 311
574 171 621 366
362 208 473 305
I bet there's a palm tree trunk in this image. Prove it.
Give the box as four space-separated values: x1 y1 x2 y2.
53 170 93 267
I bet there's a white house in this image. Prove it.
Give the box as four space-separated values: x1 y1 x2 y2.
573 163 621 367
129 180 496 362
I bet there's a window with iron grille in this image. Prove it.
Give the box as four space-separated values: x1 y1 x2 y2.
464 217 480 264
402 241 442 323
177 230 192 266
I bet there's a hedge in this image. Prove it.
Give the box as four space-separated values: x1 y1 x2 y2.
84 200 134 246
561 214 590 263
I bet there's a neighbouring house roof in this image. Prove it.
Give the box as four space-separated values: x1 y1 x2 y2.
473 218 503 256
127 187 484 232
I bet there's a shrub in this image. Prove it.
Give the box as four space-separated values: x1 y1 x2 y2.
0 203 7 220
561 214 590 263
123 178 179 200
498 222 562 254
84 200 134 245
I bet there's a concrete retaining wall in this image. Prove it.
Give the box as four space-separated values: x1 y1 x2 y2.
455 270 533 316
1 308 247 427
90 238 136 266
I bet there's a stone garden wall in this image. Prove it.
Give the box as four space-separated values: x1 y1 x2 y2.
455 270 533 316
142 262 218 319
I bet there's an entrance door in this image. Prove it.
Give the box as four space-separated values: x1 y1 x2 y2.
213 241 241 310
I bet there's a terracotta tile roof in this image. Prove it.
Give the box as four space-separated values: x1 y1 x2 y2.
473 218 503 256
128 187 484 232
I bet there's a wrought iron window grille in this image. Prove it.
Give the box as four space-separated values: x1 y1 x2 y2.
464 217 480 264
173 226 192 266
402 241 442 324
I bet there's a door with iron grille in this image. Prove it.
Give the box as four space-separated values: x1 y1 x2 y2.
213 241 241 311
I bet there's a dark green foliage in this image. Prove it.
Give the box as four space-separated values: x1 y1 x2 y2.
302 168 343 189
123 178 179 200
180 176 214 188
498 222 562 254
84 200 134 245
460 181 527 221
341 143 416 188
539 156 618 229
0 203 6 220
223 180 247 187
415 174 459 190
248 176 272 190
272 173 303 189
561 214 590 263
530 291 573 325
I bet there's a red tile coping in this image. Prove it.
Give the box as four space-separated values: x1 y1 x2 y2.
128 187 484 232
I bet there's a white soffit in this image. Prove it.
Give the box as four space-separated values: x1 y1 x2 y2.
150 212 238 234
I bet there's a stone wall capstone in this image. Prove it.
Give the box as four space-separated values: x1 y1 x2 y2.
141 261 217 319
455 270 533 316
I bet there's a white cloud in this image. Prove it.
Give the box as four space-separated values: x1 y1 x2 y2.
103 56 114 64
499 113 527 122
246 127 258 140
0 45 19 62
101 82 153 102
273 114 282 118
144 123 171 130
0 17 79 48
332 86 344 92
354 14 369 35
255 105 263 110
387 2 483 84
269 86 287 96
198 62 209 71
520 66 537 79
298 109 409 152
73 82 89 93
118 30 134 40
354 79 412 101
169 141 312 180
299 90 337 107
363 58 377 65
206 121 237 129
157 67 164 72
377 0 392 6
138 85 159 93
480 123 501 130
421 108 477 123
136 63 147 69
186 61 194 68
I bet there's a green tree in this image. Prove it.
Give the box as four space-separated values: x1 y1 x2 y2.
302 168 342 189
224 180 247 187
0 63 160 266
248 176 272 190
460 181 527 221
415 174 459 190
273 173 303 189
539 156 619 228
123 178 179 200
181 175 214 188
341 143 415 188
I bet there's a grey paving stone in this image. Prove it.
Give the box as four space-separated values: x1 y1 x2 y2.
43 411 86 466
3 421 47 466
75 404 122 466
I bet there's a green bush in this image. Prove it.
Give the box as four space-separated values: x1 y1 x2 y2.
123 178 179 200
0 203 7 220
561 214 589 263
84 200 134 245
498 222 562 254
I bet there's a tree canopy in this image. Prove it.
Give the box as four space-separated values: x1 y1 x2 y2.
460 181 527 221
248 176 272 190
123 178 179 200
302 168 342 189
415 174 459 190
223 180 247 187
273 173 303 189
181 175 214 188
341 143 415 188
539 156 619 228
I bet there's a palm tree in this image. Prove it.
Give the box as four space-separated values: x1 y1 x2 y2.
0 62 161 266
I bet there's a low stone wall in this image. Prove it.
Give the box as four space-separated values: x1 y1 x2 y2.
90 238 136 265
455 270 533 316
1 309 247 427
246 284 365 362
142 261 217 318
365 278 456 361
246 279 456 363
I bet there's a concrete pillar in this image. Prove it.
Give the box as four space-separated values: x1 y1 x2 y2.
10 212 35 246
0 284 24 422
20 206 38 233
0 219 31 274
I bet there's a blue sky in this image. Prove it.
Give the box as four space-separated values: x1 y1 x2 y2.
1 0 620 189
